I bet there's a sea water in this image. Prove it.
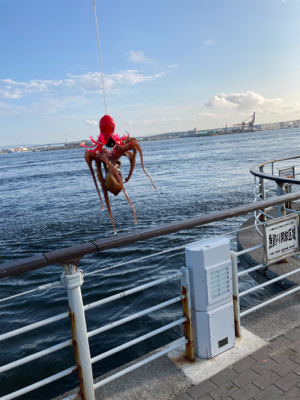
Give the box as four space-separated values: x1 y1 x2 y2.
0 128 299 398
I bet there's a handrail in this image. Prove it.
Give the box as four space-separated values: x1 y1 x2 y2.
1 192 300 280
250 155 300 184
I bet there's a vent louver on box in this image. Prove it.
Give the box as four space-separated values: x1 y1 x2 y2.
210 266 230 299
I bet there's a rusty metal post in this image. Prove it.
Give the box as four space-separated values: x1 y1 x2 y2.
276 182 286 218
180 267 194 361
231 251 241 337
286 184 292 210
61 262 95 400
259 166 266 221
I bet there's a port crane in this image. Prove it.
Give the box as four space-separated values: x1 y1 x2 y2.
233 112 255 132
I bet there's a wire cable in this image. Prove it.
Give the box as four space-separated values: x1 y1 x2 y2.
93 1 107 114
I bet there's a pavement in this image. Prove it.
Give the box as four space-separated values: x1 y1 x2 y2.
172 326 300 400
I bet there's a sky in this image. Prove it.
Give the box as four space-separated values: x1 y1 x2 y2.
0 0 300 147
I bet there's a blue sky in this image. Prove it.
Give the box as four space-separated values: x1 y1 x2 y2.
1 0 299 146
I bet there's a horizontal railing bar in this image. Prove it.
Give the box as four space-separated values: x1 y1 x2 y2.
0 280 62 304
0 338 73 373
254 226 263 238
238 263 265 277
265 205 276 211
251 156 300 184
274 161 300 170
257 210 275 219
85 222 257 278
0 272 182 341
240 267 300 298
235 244 264 257
83 271 183 312
62 393 81 400
1 192 300 279
284 208 298 213
240 286 300 317
254 192 262 200
91 317 186 364
87 296 184 339
93 337 187 390
0 310 70 341
0 365 77 400
0 288 40 303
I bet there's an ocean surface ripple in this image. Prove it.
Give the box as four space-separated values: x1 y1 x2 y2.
0 129 299 398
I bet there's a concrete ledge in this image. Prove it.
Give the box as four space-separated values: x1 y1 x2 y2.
53 342 191 400
168 328 266 385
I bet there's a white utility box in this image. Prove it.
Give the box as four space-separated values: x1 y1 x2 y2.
185 237 235 359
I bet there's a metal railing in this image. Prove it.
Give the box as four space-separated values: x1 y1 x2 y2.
0 267 193 400
251 156 300 237
231 241 300 337
1 192 300 400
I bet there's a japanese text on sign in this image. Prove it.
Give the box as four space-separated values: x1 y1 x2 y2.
264 215 299 263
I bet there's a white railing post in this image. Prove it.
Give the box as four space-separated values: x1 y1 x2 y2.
61 262 95 400
180 267 194 361
231 251 241 337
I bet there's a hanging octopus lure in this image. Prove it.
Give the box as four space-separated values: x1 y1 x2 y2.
82 115 156 234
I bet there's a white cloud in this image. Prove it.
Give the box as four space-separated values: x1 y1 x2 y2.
86 120 98 126
109 70 165 85
168 64 178 68
203 91 300 121
205 91 283 110
0 69 167 117
0 78 63 99
162 117 183 122
204 40 213 45
0 69 165 102
198 112 229 119
127 50 155 64
283 102 300 113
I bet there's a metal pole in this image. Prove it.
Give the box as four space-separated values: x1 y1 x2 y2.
231 252 241 337
180 267 194 361
259 166 266 221
61 263 95 400
286 184 292 209
276 182 286 218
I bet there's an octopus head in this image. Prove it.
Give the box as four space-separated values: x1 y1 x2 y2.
99 115 115 145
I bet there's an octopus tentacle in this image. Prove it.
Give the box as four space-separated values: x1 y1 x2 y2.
129 138 156 189
84 152 104 209
103 162 109 175
94 159 117 234
101 153 137 225
123 150 136 183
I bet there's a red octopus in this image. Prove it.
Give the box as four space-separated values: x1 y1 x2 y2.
81 115 156 234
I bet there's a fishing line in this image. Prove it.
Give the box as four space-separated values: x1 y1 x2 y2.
93 0 107 115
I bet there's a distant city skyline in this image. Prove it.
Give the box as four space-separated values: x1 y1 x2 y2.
1 0 300 147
